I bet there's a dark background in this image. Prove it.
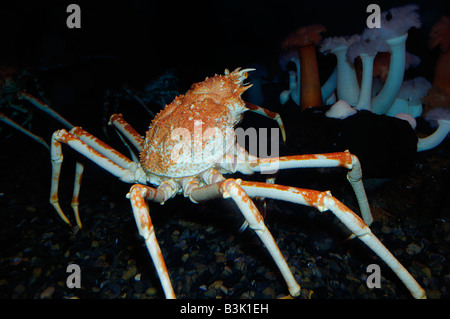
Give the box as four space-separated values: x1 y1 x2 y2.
1 0 448 136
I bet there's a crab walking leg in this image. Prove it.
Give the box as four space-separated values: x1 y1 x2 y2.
71 161 84 228
19 92 74 129
243 150 373 226
109 114 145 151
0 112 50 150
127 184 178 299
50 129 144 226
58 126 136 228
240 181 426 299
69 127 135 169
188 176 301 297
50 135 72 226
245 101 286 143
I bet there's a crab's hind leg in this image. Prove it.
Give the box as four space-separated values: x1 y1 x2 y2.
19 92 74 129
240 181 426 299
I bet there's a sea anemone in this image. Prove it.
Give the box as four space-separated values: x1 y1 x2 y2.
320 35 361 106
424 15 450 106
282 24 326 110
346 37 389 111
418 107 450 151
386 77 432 118
363 4 421 115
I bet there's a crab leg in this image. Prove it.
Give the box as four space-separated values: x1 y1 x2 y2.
19 92 74 129
186 174 301 298
0 112 50 150
229 149 373 226
69 126 135 169
50 128 144 227
127 183 178 299
71 161 84 228
245 101 286 143
109 113 145 151
239 181 426 299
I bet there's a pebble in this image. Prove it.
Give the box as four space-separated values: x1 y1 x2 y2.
40 286 55 299
13 284 26 296
223 266 232 277
406 243 422 255
381 225 392 234
262 286 276 299
31 267 42 284
146 287 158 296
427 290 442 299
122 266 137 280
181 253 189 263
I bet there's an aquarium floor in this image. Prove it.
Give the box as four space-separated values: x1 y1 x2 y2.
0 137 449 299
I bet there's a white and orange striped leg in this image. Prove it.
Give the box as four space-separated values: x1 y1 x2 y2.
239 181 426 299
245 101 286 143
109 114 145 151
185 172 301 298
50 127 145 228
19 91 74 129
230 149 373 226
127 182 179 299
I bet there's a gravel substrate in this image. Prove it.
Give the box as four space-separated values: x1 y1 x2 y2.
0 134 448 299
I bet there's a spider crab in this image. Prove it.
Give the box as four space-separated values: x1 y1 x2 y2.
50 68 425 299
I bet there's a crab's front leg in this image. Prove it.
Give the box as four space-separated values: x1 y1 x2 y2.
245 101 286 143
127 182 179 299
49 127 141 228
186 173 301 298
239 181 426 299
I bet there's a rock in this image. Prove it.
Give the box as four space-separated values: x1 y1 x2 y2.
381 225 392 234
30 267 42 284
222 266 232 277
211 280 223 289
427 289 442 299
122 266 137 280
181 253 189 263
13 284 26 296
40 286 55 299
406 243 422 255
262 286 276 299
215 252 226 264
421 267 432 279
146 287 158 296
